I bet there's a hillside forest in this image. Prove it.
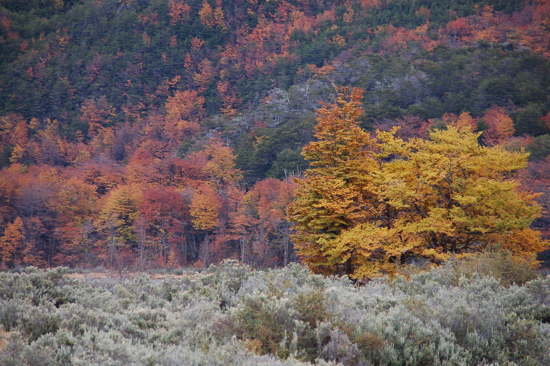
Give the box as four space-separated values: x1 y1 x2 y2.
1 0 550 272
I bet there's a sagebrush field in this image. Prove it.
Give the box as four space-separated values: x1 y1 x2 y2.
1 250 549 365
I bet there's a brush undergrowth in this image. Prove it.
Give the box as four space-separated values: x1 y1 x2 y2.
0 253 549 366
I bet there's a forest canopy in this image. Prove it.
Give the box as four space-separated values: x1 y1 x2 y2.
0 0 549 270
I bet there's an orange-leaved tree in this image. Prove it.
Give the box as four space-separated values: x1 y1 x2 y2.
480 106 515 146
0 217 25 268
289 87 547 280
288 87 382 276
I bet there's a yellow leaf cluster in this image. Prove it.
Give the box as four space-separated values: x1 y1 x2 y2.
289 88 546 279
190 184 220 231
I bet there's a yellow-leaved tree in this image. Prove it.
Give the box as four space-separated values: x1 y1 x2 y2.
189 183 221 266
96 184 143 266
288 87 547 280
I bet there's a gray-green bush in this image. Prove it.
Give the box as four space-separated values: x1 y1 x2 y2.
0 260 548 365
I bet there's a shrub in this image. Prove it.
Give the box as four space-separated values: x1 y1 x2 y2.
19 304 62 342
0 263 549 365
449 247 540 287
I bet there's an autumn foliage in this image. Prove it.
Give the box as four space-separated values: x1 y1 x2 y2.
289 88 547 279
1 0 550 271
0 129 298 269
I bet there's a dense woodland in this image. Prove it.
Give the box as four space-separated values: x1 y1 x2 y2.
1 0 550 270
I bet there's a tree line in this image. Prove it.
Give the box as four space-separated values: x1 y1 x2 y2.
1 0 550 270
